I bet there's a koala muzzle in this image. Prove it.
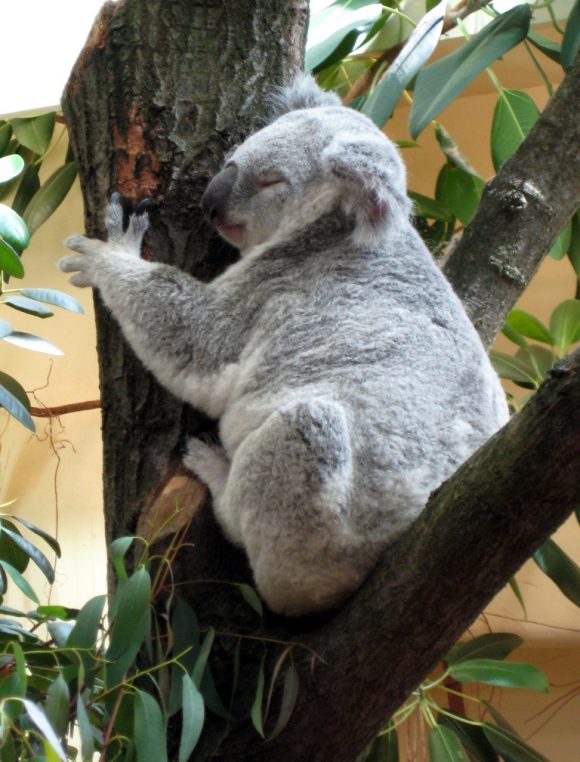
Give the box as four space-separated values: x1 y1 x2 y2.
201 164 238 225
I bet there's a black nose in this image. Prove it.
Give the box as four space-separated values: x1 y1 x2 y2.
201 164 238 224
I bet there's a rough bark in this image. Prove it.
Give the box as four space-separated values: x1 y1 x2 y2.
444 54 580 350
61 5 580 760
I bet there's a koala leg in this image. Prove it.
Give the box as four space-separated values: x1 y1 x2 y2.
220 399 362 616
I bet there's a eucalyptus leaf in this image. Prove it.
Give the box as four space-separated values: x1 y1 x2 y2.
448 659 549 692
134 690 168 762
20 288 84 314
549 299 580 353
0 203 29 249
428 724 470 761
178 675 205 762
76 694 95 761
238 583 264 616
11 114 56 156
0 155 24 184
0 525 54 583
410 5 531 138
107 567 151 661
267 663 299 741
0 520 30 573
561 0 580 70
526 32 561 64
533 539 580 607
23 162 78 237
446 633 523 665
306 10 377 73
251 655 266 738
0 238 25 279
439 713 499 762
192 628 215 688
491 89 539 171
2 331 63 356
10 516 61 558
483 722 550 761
363 0 446 127
0 560 39 603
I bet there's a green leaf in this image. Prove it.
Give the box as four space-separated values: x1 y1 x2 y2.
526 32 561 64
76 693 95 761
561 0 580 70
0 524 55 583
267 663 299 741
446 633 523 665
0 372 34 431
0 155 24 184
66 595 106 686
508 576 527 617
533 539 580 607
362 0 446 127
548 222 572 261
361 727 399 762
12 164 40 217
549 299 580 353
11 114 56 155
501 323 528 350
0 124 13 156
45 675 70 739
489 351 538 388
306 9 376 74
0 203 29 249
483 722 550 761
20 288 84 314
442 164 484 225
178 675 205 762
251 655 266 738
22 699 67 761
134 690 168 762
513 346 554 386
10 516 61 558
23 162 77 237
491 89 539 171
0 561 39 603
0 521 29 573
3 296 54 318
0 238 25 279
568 211 580 281
448 659 549 692
408 191 453 221
109 535 136 583
439 713 498 762
410 5 531 138
434 124 478 176
192 628 215 688
2 332 63 356
428 724 470 761
238 583 264 616
504 310 553 345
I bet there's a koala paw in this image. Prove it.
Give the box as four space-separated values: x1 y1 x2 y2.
59 234 106 288
105 193 151 254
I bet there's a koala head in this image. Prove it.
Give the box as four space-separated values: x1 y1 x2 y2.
201 75 410 254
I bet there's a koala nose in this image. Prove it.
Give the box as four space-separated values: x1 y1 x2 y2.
201 164 238 224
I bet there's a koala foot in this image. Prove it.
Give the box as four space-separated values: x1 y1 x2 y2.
184 437 230 503
105 194 150 255
59 235 106 288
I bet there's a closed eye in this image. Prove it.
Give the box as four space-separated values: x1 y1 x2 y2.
258 176 286 190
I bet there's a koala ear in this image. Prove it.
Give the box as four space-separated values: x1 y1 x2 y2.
268 73 341 119
321 132 411 227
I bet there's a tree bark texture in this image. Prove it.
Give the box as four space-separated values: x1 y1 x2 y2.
62 6 580 760
62 0 309 546
444 54 580 350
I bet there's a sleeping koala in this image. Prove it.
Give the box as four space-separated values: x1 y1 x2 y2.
60 75 508 617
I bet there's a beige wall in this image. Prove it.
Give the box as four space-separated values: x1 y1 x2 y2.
0 38 578 758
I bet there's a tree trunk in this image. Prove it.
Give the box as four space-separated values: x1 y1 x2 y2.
63 5 580 759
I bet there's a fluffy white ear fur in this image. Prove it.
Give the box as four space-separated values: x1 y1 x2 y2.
268 73 341 118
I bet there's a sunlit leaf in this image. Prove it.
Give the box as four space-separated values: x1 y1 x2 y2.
20 288 84 314
11 113 56 155
491 89 539 171
306 8 378 73
0 155 24 184
446 633 523 664
178 675 205 762
549 299 580 353
410 5 531 138
448 659 549 692
504 310 553 345
2 331 63 356
429 724 470 761
134 689 168 762
23 162 78 236
533 539 580 607
0 372 34 431
442 164 484 225
0 238 24 279
0 203 29 249
561 0 580 70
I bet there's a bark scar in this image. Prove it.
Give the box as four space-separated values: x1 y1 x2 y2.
113 105 162 201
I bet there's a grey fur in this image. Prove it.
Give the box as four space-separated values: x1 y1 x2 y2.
60 76 508 616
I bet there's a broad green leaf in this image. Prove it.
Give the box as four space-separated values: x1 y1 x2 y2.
361 726 399 762
548 223 572 261
11 114 56 155
428 724 470 761
45 675 70 739
10 515 61 557
3 296 54 318
442 164 484 225
251 655 266 738
0 373 34 431
501 323 528 350
491 89 539 171
2 332 63 356
0 203 29 249
0 520 29 573
483 723 550 761
408 191 453 221
0 561 39 603
514 346 554 385
549 299 580 353
489 351 538 388
12 164 40 217
504 310 553 345
178 675 205 762
0 238 25 279
66 595 105 685
362 0 446 127
134 690 168 762
0 524 54 583
267 663 299 741
448 659 548 692
0 155 24 184
20 288 84 314
434 124 478 176
527 32 561 64
192 628 215 688
238 583 263 616
439 713 498 762
410 5 531 138
23 162 77 237
36 604 74 620
561 0 580 70
22 699 67 761
76 694 95 761
533 539 580 607
446 633 523 665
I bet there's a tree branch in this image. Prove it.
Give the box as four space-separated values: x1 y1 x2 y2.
444 54 580 349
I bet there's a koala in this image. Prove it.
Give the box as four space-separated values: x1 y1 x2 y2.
60 75 509 617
